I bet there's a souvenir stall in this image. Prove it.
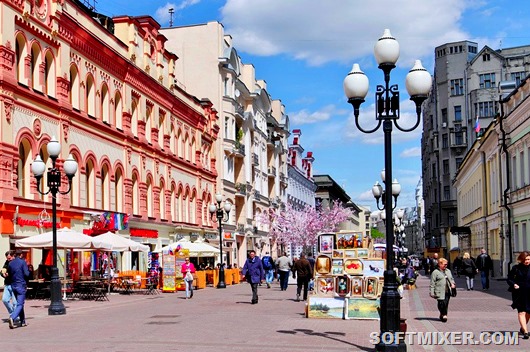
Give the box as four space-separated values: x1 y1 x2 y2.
307 232 383 320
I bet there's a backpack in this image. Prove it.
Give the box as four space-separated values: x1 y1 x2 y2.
262 256 273 270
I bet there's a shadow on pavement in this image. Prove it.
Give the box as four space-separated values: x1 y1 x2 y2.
276 328 373 351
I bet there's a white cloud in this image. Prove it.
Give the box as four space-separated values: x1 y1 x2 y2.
401 147 421 158
155 1 200 25
289 104 347 125
221 0 472 66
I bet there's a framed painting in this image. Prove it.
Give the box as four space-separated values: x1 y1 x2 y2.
344 259 363 275
332 259 343 267
335 275 350 297
315 276 335 297
318 233 335 253
351 277 363 297
307 296 345 319
332 250 344 258
332 266 344 275
345 298 380 320
363 277 379 299
344 250 357 259
361 259 385 278
356 249 369 258
315 255 332 275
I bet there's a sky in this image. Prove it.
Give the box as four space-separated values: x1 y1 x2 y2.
92 0 530 211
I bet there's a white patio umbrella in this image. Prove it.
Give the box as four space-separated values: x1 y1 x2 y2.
93 232 149 252
15 227 112 250
158 238 218 257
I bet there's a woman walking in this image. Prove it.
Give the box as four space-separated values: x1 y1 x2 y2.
507 251 530 339
429 257 456 322
461 252 478 290
181 257 196 299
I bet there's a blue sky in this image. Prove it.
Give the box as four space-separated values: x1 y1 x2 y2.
95 0 530 210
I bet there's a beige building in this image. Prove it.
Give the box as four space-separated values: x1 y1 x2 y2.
161 22 289 266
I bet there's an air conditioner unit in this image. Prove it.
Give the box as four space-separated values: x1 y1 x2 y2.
442 122 447 128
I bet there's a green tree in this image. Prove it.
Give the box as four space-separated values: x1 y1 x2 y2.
371 227 385 239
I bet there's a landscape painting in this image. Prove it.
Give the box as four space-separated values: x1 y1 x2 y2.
307 296 346 319
345 298 381 320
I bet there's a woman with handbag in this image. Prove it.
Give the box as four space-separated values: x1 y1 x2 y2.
429 257 456 322
181 257 196 299
461 252 478 290
507 251 530 339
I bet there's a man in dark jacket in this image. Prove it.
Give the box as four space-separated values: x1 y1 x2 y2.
242 250 264 304
2 250 15 317
292 253 312 302
7 250 30 329
475 248 493 290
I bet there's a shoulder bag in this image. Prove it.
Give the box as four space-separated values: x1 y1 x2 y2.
446 277 457 297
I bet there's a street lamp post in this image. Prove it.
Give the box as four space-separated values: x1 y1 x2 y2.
343 29 431 351
209 194 232 289
31 136 78 315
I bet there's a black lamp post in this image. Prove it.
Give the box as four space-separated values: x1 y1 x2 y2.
31 136 78 315
343 29 431 351
209 194 232 288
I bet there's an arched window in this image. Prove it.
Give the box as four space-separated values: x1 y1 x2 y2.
114 168 123 212
184 133 189 161
17 140 32 198
101 83 110 124
177 128 183 158
132 173 139 215
146 177 153 217
131 99 139 137
101 164 110 210
170 124 176 155
115 92 123 129
159 180 165 220
44 51 56 97
145 106 152 144
30 43 41 90
183 190 189 223
191 136 196 164
86 74 96 117
69 65 80 110
170 185 177 222
85 159 95 208
15 35 27 84
189 191 196 224
158 113 165 150
69 154 80 207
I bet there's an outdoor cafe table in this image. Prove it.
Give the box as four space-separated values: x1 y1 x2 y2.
27 280 50 299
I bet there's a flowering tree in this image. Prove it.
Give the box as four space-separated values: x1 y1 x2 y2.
258 200 353 251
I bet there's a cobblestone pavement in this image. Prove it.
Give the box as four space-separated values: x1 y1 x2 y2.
0 273 527 352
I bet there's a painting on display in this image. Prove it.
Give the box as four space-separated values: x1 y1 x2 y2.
318 234 335 253
315 276 335 297
351 277 363 297
335 275 350 297
345 298 380 320
344 259 363 276
315 255 332 275
336 233 362 249
332 250 344 258
362 259 385 278
307 297 346 319
356 249 369 258
363 277 379 299
344 250 357 259
332 266 343 275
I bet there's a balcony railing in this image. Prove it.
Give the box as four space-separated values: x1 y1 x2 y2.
252 153 259 166
253 190 261 201
280 172 287 184
234 144 245 156
235 183 246 196
268 166 276 177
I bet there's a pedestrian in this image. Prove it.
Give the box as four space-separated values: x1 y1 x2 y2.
261 252 275 288
275 252 292 291
429 253 439 274
475 248 493 290
429 257 456 322
461 252 478 290
242 250 264 304
291 253 312 302
1 250 16 317
307 252 315 291
181 257 196 299
453 256 462 278
7 250 30 329
507 251 530 339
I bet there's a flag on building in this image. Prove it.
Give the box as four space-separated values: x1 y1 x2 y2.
475 116 481 133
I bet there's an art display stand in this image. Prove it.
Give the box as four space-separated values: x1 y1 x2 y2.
307 232 384 320
162 248 190 293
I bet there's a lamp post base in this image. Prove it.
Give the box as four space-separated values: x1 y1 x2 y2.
217 268 227 288
48 267 66 315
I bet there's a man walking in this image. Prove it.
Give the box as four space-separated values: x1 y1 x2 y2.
1 250 15 317
475 248 493 290
306 253 315 291
291 253 312 302
242 250 264 304
261 252 275 288
275 252 292 291
429 253 439 274
7 250 30 329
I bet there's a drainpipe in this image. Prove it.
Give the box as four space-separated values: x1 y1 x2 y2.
481 151 490 274
499 100 513 272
